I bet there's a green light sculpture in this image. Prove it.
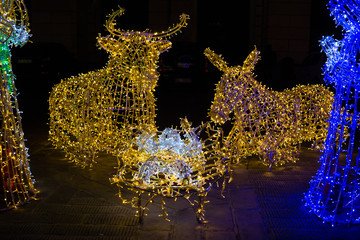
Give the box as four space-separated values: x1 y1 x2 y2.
0 0 37 210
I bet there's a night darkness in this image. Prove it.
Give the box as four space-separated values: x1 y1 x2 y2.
9 0 340 132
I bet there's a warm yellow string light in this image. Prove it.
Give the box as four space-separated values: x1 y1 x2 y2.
206 47 335 169
0 0 37 210
49 7 189 167
111 118 227 223
48 6 229 223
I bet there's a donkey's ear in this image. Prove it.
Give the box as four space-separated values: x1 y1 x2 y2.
154 40 172 53
97 37 123 53
242 46 260 72
204 48 229 72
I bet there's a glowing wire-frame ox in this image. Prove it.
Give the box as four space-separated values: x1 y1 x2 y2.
304 0 360 225
49 7 189 167
206 47 334 169
111 118 227 223
0 0 37 210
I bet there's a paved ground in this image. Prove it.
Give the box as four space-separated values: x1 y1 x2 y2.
1 124 360 240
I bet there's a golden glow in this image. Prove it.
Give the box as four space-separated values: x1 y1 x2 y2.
111 118 227 222
0 0 37 210
206 47 334 168
47 6 230 223
49 7 189 167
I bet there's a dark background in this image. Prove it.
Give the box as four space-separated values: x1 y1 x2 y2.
10 0 342 131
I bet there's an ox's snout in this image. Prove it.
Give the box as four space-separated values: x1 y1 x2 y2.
129 66 159 90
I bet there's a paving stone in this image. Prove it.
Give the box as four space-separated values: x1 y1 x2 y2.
238 225 270 240
173 224 203 240
228 166 252 188
82 214 138 226
5 124 360 240
139 205 174 231
204 231 238 240
50 224 137 237
229 188 259 209
137 230 171 240
233 209 269 240
205 205 234 231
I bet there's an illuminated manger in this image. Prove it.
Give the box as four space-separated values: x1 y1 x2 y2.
304 0 360 225
49 7 189 167
0 0 37 210
206 47 334 169
111 118 227 223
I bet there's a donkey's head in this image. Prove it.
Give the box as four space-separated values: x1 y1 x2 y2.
205 47 260 124
0 0 30 46
97 7 189 90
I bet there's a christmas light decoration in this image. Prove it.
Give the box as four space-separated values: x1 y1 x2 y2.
304 0 360 225
49 7 189 167
206 47 334 169
111 118 227 223
0 0 37 210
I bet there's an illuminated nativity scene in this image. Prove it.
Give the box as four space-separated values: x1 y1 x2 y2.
43 0 360 228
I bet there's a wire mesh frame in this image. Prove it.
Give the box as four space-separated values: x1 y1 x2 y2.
111 120 228 223
304 0 360 225
305 81 360 225
206 47 334 169
0 0 37 210
48 7 190 168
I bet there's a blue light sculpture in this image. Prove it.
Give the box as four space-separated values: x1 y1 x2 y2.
304 0 360 225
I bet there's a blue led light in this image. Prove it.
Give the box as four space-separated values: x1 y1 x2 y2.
304 0 360 225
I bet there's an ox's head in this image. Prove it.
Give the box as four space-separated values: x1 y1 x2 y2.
97 7 189 90
205 47 260 124
0 0 30 46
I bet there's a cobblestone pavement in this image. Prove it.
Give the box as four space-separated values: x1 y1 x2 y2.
0 124 360 240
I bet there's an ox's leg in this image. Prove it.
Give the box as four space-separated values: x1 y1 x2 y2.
63 137 98 168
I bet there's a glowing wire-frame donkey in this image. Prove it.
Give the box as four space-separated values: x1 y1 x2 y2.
0 0 37 210
206 47 334 169
305 0 360 225
49 7 189 167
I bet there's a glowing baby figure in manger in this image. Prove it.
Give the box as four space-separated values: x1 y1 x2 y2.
49 7 189 167
205 47 334 169
111 118 227 223
0 0 37 210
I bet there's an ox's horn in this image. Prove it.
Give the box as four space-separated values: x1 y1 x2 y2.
0 0 30 44
1 0 30 27
104 7 126 36
151 13 190 40
104 7 189 40
14 0 29 27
